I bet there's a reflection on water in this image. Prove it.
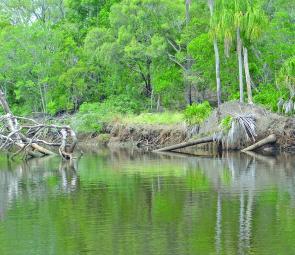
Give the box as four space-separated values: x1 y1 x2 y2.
0 150 295 254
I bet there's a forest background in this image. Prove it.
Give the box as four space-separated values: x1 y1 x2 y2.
0 0 294 131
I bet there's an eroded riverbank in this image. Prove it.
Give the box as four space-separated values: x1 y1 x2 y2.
77 102 295 153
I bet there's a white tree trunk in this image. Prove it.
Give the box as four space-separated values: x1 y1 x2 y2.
237 27 244 103
185 0 192 105
243 46 253 104
214 38 222 106
208 0 222 107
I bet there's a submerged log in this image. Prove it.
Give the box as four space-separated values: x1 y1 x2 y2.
241 134 276 152
0 89 77 160
154 136 214 152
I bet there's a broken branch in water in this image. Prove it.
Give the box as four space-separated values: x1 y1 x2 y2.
0 89 77 160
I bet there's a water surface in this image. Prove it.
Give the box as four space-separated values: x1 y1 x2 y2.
0 150 295 255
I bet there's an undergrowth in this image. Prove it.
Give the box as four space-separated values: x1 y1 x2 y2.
123 112 184 125
183 101 212 125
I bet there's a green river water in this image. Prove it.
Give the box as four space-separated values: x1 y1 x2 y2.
0 149 295 255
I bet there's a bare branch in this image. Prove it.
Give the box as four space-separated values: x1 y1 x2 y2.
0 89 77 160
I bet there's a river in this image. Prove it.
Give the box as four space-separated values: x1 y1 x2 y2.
0 149 294 255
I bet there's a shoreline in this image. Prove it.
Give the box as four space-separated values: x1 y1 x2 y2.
75 102 295 154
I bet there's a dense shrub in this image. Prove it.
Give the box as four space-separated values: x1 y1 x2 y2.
101 95 144 114
184 101 212 125
70 95 144 132
253 84 286 112
71 103 107 132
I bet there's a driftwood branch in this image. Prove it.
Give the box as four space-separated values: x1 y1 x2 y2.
0 89 77 160
241 134 276 152
154 136 214 152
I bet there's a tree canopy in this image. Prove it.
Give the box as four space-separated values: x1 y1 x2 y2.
0 0 294 115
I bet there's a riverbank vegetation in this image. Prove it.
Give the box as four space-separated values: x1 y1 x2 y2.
0 0 294 132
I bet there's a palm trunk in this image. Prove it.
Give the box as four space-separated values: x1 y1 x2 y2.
243 46 253 104
185 0 192 105
214 37 222 106
237 27 244 103
208 0 222 107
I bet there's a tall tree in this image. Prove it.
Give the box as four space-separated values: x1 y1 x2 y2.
219 0 267 104
84 0 183 107
208 0 222 107
185 0 193 105
242 2 267 104
234 1 245 103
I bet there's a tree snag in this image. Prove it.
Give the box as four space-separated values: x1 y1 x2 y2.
154 136 214 152
0 89 77 160
241 134 276 152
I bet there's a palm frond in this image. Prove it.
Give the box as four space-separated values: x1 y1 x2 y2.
216 113 257 149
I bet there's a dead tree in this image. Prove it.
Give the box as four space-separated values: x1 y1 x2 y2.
154 136 214 152
0 89 77 160
241 134 276 152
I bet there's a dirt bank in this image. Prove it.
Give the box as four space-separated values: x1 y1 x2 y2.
77 123 189 150
199 101 295 152
78 101 295 153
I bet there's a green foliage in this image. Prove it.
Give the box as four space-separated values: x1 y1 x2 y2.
184 101 212 125
125 112 184 125
0 0 293 118
100 95 144 114
277 57 295 96
71 95 144 132
71 103 105 132
220 115 233 132
253 84 286 112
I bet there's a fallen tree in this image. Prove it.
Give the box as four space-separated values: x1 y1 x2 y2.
0 89 77 160
154 136 214 152
241 134 276 152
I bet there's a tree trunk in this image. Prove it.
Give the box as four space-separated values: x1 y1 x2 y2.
184 73 192 105
145 59 153 98
214 37 222 107
39 84 46 114
0 90 23 144
154 136 214 152
243 46 253 104
237 27 244 103
241 134 276 152
185 0 193 105
185 0 191 26
208 0 222 107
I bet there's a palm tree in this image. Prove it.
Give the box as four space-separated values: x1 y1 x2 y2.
185 0 193 105
234 0 245 103
219 0 267 104
217 0 244 102
242 2 268 104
